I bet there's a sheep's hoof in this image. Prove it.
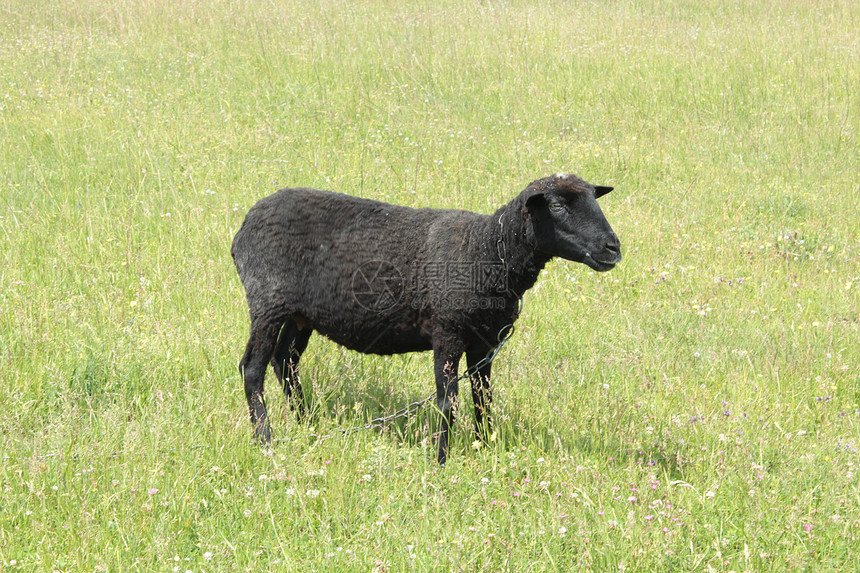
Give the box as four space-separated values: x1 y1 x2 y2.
253 421 272 447
437 448 449 466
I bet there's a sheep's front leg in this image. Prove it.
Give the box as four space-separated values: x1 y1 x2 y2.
466 347 493 444
433 349 461 465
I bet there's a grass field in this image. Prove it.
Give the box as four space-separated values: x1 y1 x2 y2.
1 0 858 570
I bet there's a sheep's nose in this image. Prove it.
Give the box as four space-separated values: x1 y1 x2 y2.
604 235 622 261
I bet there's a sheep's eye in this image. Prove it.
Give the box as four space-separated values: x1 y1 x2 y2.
549 202 564 211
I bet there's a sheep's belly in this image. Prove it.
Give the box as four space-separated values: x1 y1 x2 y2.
319 325 433 356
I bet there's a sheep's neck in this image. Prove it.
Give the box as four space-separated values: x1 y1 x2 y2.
482 206 551 299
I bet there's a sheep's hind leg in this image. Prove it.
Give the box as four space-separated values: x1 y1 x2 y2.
239 316 283 446
466 347 493 445
433 348 462 465
271 319 312 418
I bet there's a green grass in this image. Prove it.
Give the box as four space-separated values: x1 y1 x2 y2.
1 0 858 570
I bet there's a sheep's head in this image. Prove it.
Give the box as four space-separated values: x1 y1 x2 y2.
523 173 622 271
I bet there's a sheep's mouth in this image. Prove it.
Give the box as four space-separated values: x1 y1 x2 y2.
584 252 622 272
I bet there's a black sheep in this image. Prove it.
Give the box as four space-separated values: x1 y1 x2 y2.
232 173 622 464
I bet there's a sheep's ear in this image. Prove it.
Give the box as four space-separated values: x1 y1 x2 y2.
524 190 546 210
594 186 613 198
